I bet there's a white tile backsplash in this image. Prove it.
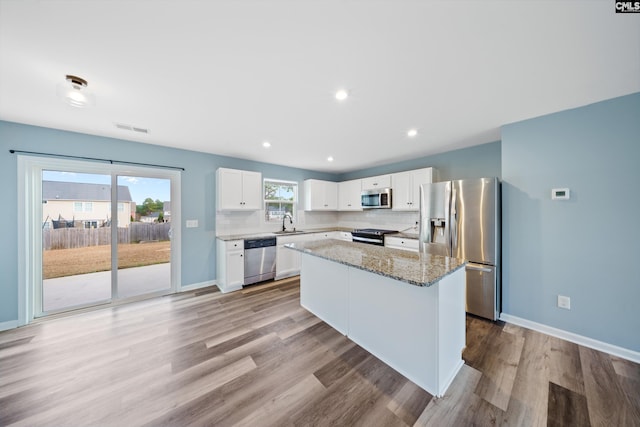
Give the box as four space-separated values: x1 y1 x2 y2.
337 210 419 233
216 208 418 236
216 209 339 236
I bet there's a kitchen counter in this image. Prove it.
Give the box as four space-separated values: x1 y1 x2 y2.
216 227 353 241
285 239 465 287
290 239 466 397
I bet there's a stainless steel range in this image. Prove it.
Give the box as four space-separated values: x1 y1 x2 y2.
351 228 398 246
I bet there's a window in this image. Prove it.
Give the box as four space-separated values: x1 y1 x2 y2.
264 179 297 223
84 202 92 212
74 202 83 212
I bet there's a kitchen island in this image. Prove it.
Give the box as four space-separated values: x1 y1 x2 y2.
285 239 466 397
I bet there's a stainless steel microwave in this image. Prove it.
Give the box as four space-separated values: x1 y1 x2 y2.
361 188 392 209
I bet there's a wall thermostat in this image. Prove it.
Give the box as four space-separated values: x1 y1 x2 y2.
551 188 570 200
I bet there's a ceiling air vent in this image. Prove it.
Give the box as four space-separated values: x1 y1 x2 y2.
114 123 149 134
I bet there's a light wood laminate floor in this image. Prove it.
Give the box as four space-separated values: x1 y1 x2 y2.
1 278 638 426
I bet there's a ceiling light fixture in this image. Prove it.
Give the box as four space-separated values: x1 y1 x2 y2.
407 128 418 138
335 89 348 101
262 141 271 148
57 74 95 108
327 156 334 162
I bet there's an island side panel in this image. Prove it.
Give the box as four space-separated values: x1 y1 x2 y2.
436 267 466 396
347 267 441 395
299 253 349 335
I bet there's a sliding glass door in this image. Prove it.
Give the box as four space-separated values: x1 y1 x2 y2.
18 156 181 320
116 175 172 299
42 171 113 312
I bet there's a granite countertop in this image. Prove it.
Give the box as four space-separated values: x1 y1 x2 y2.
216 227 353 241
285 239 465 287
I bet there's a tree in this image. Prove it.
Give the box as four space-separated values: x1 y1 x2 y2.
136 198 165 216
265 183 294 200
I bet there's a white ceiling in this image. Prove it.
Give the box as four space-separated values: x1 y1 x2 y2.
0 1 638 173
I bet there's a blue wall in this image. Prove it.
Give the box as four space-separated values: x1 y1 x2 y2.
339 140 501 182
5 91 637 356
502 92 640 352
0 121 334 324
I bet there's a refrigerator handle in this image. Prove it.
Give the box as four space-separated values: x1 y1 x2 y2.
466 263 492 273
450 186 458 255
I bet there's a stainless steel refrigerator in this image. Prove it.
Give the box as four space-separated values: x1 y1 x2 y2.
419 178 501 320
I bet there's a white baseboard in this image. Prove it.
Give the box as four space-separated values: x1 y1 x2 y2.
499 313 640 364
219 284 243 294
0 319 19 332
179 280 218 293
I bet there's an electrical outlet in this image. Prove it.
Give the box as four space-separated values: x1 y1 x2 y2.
557 295 571 310
186 219 198 228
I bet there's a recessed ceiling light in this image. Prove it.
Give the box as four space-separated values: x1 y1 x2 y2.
407 129 418 138
327 156 334 162
262 141 271 148
335 89 348 101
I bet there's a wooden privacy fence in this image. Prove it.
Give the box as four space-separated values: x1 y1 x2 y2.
43 223 171 250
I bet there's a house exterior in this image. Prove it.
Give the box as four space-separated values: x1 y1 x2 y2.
139 201 171 223
42 181 134 229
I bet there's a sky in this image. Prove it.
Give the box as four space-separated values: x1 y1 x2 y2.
42 171 170 205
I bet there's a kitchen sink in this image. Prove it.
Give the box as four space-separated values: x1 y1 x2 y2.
274 230 305 235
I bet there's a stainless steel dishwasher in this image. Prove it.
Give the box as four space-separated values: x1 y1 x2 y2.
244 237 277 285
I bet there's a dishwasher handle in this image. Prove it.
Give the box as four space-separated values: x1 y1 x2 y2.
244 237 277 249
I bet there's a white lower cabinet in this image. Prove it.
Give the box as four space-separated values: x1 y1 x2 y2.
277 231 353 279
336 231 353 241
276 234 309 279
311 231 352 241
312 231 337 240
385 236 419 252
216 239 244 293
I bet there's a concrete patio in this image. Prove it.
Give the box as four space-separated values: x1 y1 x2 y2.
43 263 171 312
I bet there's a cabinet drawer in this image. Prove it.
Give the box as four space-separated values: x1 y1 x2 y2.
384 236 418 252
226 240 244 251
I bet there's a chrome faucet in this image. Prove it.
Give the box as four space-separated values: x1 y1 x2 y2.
282 213 293 231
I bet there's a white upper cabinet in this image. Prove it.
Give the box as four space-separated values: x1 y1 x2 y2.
361 174 391 190
304 179 338 211
392 167 435 211
338 179 362 211
217 168 262 210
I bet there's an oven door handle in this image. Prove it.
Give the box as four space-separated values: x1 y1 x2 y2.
352 236 383 244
